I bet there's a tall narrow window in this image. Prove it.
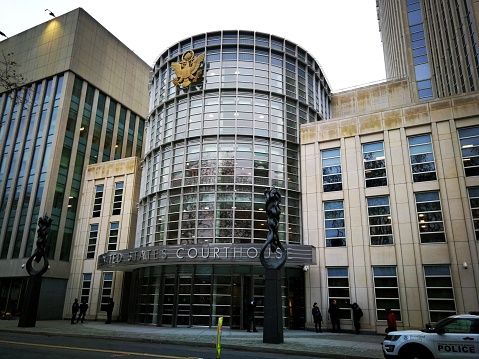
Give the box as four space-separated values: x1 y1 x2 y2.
368 196 393 245
322 148 342 192
458 126 479 177
108 222 119 251
81 273 92 305
363 142 387 187
424 265 456 322
324 201 345 247
408 134 437 182
467 187 479 240
87 224 98 259
112 182 124 215
92 184 104 217
327 268 351 319
373 266 401 321
415 191 446 243
100 272 114 311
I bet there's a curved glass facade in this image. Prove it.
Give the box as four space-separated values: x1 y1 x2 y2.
132 30 330 328
139 30 331 248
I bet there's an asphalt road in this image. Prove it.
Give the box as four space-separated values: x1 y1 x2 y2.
0 332 322 359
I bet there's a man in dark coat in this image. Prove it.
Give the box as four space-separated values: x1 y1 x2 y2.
105 298 114 324
312 302 322 332
328 299 341 333
350 302 363 334
76 299 89 323
71 299 79 324
246 301 257 332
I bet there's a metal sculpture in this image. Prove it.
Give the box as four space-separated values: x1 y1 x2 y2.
171 50 205 88
260 187 286 270
25 215 52 276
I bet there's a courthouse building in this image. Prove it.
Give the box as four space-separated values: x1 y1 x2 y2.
1 1 478 333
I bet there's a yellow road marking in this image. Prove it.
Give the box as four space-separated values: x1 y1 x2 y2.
0 339 199 359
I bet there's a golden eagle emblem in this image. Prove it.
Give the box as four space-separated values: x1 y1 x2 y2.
171 50 205 88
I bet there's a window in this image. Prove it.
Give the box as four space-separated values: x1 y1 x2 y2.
415 191 446 243
100 272 113 311
327 268 351 319
324 201 345 247
373 267 401 321
424 265 456 322
440 318 476 334
87 224 98 259
363 142 387 187
92 184 104 217
368 196 393 245
322 148 342 192
458 127 479 177
408 134 437 182
112 182 124 215
467 187 479 240
108 222 119 251
80 273 92 305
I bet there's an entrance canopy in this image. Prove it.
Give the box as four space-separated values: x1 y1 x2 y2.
98 244 316 271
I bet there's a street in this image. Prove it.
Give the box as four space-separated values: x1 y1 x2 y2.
0 332 322 359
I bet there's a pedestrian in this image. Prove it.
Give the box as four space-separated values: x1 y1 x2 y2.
71 298 79 324
76 299 88 323
328 299 341 333
350 302 363 334
312 302 322 333
246 300 257 332
385 308 397 333
105 298 114 324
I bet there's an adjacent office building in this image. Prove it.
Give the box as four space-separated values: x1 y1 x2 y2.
0 8 150 319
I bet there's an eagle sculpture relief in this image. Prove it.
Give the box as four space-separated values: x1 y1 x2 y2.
171 50 205 88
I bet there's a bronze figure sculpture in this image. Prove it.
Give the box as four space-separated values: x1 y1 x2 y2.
260 187 286 270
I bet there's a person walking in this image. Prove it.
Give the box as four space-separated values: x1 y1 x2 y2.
76 299 88 323
385 308 397 333
246 301 257 332
328 299 341 333
71 298 79 324
312 302 322 333
350 302 363 334
105 298 114 324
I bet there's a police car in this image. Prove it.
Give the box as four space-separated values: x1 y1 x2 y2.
382 312 479 359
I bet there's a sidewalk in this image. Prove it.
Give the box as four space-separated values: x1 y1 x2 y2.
0 319 384 359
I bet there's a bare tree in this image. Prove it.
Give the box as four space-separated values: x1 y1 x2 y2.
0 51 26 93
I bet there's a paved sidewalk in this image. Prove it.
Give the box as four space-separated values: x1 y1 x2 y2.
0 319 384 358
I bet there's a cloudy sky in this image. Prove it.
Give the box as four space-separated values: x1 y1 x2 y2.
1 0 386 91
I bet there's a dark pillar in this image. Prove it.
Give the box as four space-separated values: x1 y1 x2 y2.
18 276 43 327
263 269 283 344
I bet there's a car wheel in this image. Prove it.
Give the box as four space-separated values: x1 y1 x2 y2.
398 344 434 359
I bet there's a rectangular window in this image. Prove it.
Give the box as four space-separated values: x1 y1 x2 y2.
92 184 104 217
112 182 124 215
363 142 387 187
327 268 351 319
322 148 342 192
467 187 479 240
424 265 456 322
415 191 446 243
458 126 479 177
108 222 119 251
100 272 113 311
324 201 345 247
81 273 92 305
368 196 393 245
87 224 98 259
373 266 401 321
408 134 437 182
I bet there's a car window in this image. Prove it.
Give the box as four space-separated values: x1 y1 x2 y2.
473 319 479 334
442 318 474 333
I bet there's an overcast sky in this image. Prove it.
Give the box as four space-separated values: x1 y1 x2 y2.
1 0 386 91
